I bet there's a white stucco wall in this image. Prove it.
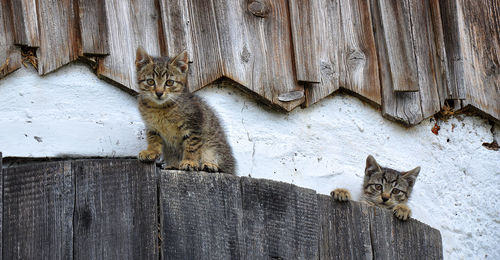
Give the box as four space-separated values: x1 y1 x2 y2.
1 64 499 259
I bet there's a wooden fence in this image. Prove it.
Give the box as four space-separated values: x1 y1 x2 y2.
0 155 442 259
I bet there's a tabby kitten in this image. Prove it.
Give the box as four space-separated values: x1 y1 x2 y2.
135 47 235 174
331 155 420 220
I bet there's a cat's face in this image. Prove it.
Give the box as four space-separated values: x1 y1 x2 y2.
135 47 189 104
362 155 420 209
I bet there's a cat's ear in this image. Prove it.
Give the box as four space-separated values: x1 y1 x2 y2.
402 166 420 187
170 50 189 73
136 47 153 69
365 155 381 176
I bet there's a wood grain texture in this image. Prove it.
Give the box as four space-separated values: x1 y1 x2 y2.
407 0 447 118
97 0 163 92
440 0 500 120
182 0 223 92
318 195 372 259
240 176 319 259
305 0 381 107
157 0 195 94
339 0 381 105
8 0 39 46
319 195 443 259
0 160 443 258
78 0 109 55
160 170 319 259
0 0 21 78
2 161 74 260
371 0 423 125
304 0 341 107
36 0 81 75
288 0 320 83
369 202 443 259
74 159 158 260
0 152 2 259
378 0 419 92
192 0 305 111
160 170 244 259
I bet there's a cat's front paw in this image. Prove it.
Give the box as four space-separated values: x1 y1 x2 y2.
179 160 200 171
138 150 161 162
330 188 352 202
393 204 411 221
201 162 220 172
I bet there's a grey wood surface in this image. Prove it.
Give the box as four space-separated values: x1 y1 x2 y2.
240 176 319 259
2 161 74 260
73 159 158 260
440 0 499 120
210 0 305 111
378 0 419 92
0 152 2 259
0 159 443 259
36 0 81 75
288 0 320 83
319 195 372 259
97 0 163 92
339 0 381 105
0 0 497 123
8 0 39 47
0 0 21 79
160 170 244 259
78 0 109 55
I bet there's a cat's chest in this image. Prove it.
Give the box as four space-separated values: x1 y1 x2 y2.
139 105 184 142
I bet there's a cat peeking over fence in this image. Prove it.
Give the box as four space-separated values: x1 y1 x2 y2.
331 155 420 221
135 47 235 174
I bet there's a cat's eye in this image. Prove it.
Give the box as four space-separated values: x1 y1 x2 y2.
146 79 155 86
374 184 382 190
392 189 401 194
165 79 174 86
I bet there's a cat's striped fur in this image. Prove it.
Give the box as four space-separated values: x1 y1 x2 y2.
136 47 235 174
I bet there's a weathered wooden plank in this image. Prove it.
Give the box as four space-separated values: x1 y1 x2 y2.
8 0 39 46
318 195 373 259
339 0 381 105
36 0 81 75
74 159 158 259
181 0 223 92
304 0 341 107
240 176 319 259
439 0 466 100
157 0 195 90
378 0 419 92
406 0 446 118
0 0 21 78
0 152 3 259
288 0 320 83
97 0 163 92
440 0 500 121
371 0 424 125
209 0 305 111
428 0 451 108
3 161 74 260
160 170 244 259
369 204 443 259
78 0 109 55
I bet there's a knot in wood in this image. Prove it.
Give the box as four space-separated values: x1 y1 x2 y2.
248 1 270 18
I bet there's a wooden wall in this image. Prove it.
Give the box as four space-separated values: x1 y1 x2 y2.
0 157 443 259
0 0 498 125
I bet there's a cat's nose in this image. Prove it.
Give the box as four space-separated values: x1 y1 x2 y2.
155 92 163 98
381 193 390 202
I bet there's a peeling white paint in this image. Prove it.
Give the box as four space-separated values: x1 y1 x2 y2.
1 64 499 259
